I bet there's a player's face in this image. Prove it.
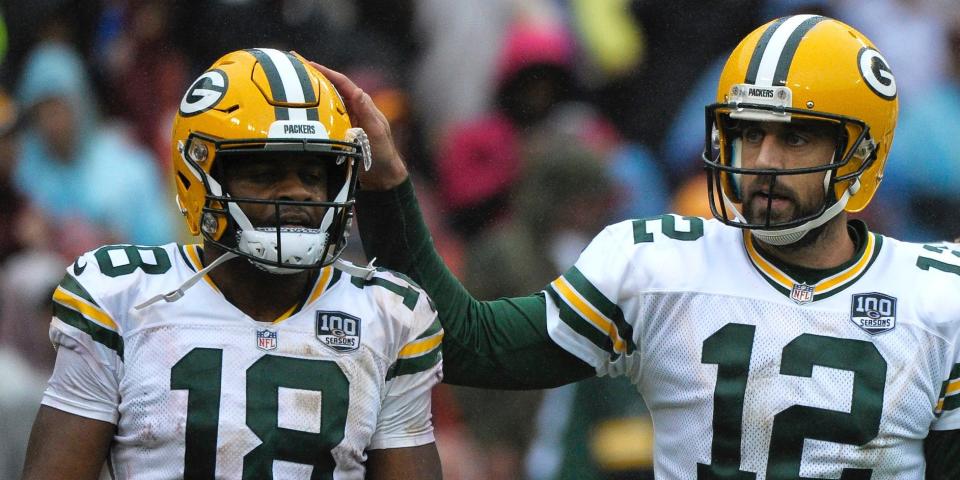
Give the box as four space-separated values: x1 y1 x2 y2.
737 120 838 225
222 156 329 229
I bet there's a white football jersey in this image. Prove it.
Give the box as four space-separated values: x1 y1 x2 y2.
43 243 442 480
544 215 960 479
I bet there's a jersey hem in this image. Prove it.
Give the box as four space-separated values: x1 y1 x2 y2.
931 416 960 431
367 431 436 450
40 396 118 424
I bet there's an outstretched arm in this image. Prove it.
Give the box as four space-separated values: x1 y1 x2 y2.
356 179 594 388
924 429 960 479
314 63 594 388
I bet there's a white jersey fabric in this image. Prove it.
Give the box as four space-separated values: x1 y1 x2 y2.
43 243 442 480
544 215 960 479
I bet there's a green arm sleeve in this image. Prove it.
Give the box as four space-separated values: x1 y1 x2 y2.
356 179 595 389
925 429 960 479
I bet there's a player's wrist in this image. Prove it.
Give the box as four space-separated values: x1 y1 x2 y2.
360 156 409 191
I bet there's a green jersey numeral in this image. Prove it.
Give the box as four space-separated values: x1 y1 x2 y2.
171 348 349 479
698 324 756 479
633 215 705 243
94 245 172 277
916 246 960 278
916 256 960 277
244 356 348 480
698 324 886 479
350 275 420 310
171 348 222 478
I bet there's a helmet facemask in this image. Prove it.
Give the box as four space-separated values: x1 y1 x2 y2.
703 100 876 246
179 131 366 274
142 48 380 310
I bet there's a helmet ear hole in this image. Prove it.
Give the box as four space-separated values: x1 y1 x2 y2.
176 172 192 191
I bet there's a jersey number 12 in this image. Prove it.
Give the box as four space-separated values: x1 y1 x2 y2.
698 323 885 479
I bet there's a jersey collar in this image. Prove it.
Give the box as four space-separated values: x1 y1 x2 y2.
742 220 883 304
178 244 342 323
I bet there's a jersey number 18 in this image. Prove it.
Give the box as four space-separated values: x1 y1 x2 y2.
171 348 349 479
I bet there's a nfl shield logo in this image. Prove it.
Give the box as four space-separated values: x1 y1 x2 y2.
256 329 278 351
850 292 897 335
790 282 814 304
316 311 362 353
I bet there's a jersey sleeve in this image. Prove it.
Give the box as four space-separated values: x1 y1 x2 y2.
933 357 960 430
356 178 594 389
42 253 123 422
930 344 960 430
928 243 960 431
543 221 639 377
41 336 120 423
369 285 443 450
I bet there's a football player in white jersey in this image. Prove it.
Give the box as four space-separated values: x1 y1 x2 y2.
321 15 960 479
21 50 443 480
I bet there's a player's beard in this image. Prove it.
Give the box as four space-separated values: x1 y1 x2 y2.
743 175 831 250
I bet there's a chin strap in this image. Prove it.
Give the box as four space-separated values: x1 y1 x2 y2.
134 252 238 310
750 179 858 246
720 142 861 246
333 256 377 280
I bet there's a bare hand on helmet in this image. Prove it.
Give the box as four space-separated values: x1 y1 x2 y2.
308 62 409 191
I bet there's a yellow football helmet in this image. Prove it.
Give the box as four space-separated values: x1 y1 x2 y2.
172 48 370 273
703 15 898 245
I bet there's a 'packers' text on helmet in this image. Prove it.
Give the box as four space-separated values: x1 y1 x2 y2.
172 48 370 273
702 15 898 245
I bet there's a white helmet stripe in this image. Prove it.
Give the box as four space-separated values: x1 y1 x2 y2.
753 15 820 87
256 48 308 121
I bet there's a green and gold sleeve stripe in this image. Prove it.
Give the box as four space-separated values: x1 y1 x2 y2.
53 281 117 332
547 267 635 357
936 363 960 415
546 286 618 358
52 278 123 358
58 273 99 306
386 318 443 380
398 319 443 359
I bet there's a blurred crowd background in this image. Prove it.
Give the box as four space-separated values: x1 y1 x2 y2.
1 0 958 478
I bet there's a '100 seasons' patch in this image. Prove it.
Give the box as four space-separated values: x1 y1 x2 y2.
316 311 362 353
